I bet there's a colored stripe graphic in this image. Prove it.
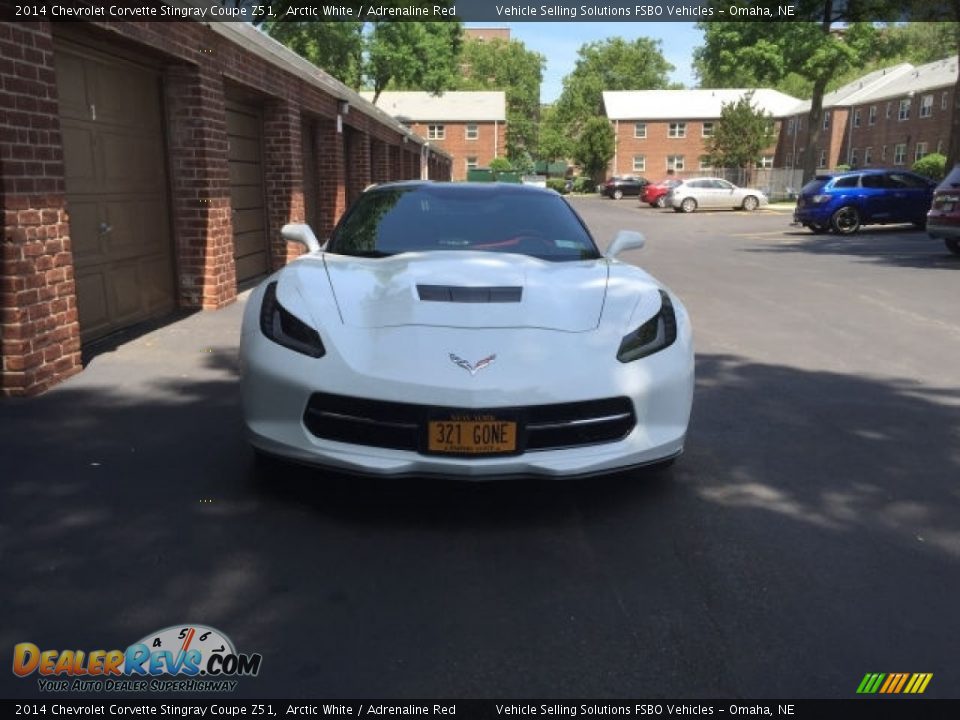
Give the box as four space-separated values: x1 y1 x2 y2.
857 672 932 694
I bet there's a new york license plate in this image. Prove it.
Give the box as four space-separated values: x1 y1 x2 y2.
427 413 517 455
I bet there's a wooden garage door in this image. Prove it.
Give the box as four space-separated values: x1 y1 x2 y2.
226 102 268 282
56 44 175 342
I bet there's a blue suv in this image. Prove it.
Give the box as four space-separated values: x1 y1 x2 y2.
794 169 935 235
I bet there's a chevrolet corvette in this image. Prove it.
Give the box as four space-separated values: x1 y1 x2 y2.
240 182 694 479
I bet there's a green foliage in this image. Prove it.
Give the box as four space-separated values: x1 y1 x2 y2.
454 38 544 161
546 178 569 194
572 176 595 193
913 153 947 181
537 105 572 163
834 164 851 172
704 91 776 171
260 22 364 88
367 22 463 101
574 117 615 179
488 156 513 172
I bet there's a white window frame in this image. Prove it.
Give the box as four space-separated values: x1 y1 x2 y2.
701 122 715 138
666 154 685 171
632 155 646 172
849 148 858 166
634 122 646 139
868 106 877 126
898 99 910 121
853 109 861 128
667 122 686 139
920 95 933 118
914 142 928 162
864 146 872 166
942 91 949 110
428 124 445 140
465 124 479 140
894 143 906 165
785 153 794 168
698 156 712 171
881 145 887 161
465 156 478 171
822 111 830 130
756 155 774 169
787 118 795 135
817 149 826 168
886 102 892 119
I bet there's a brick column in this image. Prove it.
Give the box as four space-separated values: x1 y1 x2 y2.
389 145 402 183
263 100 304 270
370 139 389 185
163 64 234 310
345 128 371 205
316 117 346 241
0 21 81 396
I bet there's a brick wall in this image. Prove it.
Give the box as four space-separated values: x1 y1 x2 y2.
0 21 81 395
406 121 504 181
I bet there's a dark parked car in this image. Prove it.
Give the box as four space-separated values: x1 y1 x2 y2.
793 168 935 235
602 176 650 200
926 164 960 255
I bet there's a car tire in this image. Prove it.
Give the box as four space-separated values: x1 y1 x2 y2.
680 197 697 213
830 206 861 235
741 195 759 211
613 189 624 200
946 238 960 255
655 196 667 208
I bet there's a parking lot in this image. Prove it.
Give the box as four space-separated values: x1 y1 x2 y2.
1 196 958 699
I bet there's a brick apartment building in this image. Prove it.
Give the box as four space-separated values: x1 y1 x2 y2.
365 92 507 181
0 19 451 396
602 89 800 180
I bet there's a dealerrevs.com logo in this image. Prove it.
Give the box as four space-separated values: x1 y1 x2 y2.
12 624 262 693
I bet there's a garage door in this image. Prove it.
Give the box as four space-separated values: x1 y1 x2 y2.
226 102 269 282
56 44 175 342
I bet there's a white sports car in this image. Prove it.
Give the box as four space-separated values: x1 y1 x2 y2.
240 182 694 479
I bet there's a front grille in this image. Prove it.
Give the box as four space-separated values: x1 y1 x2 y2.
303 393 635 454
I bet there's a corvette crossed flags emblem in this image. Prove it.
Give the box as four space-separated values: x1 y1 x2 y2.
449 353 497 376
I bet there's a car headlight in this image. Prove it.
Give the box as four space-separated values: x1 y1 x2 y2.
617 290 678 363
811 194 832 204
259 281 326 358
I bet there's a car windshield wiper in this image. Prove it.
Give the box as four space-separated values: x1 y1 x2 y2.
337 250 396 258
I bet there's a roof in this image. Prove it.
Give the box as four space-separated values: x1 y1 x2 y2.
602 89 802 120
361 91 507 122
787 63 914 114
856 57 958 104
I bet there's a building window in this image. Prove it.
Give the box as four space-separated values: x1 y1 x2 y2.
853 109 861 128
937 139 944 154
898 99 910 121
785 153 794 168
787 118 795 135
465 156 478 171
920 94 933 118
886 102 892 119
698 156 712 170
668 122 686 138
817 149 826 168
428 124 445 140
943 92 949 110
702 122 715 138
634 122 646 138
756 155 774 169
894 143 906 165
465 124 479 140
633 155 646 172
915 142 928 162
868 106 877 126
864 147 872 165
822 111 831 130
849 148 858 167
881 145 887 161
666 155 685 171
797 118 802 132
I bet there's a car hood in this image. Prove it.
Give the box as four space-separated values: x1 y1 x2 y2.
311 251 610 332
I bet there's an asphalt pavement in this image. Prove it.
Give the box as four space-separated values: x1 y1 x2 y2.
1 196 958 699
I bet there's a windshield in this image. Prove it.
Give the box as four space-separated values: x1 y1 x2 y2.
328 185 602 262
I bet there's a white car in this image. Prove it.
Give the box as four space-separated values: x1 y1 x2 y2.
666 177 768 213
240 182 694 479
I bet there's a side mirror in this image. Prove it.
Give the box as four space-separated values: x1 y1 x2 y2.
281 223 322 253
606 230 646 259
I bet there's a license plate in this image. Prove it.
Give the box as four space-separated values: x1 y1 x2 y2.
427 414 517 455
941 202 954 212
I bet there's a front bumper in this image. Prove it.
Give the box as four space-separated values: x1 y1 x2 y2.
926 215 960 238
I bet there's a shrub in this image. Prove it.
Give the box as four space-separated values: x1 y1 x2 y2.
488 157 512 173
546 178 568 194
913 153 947 181
572 176 595 193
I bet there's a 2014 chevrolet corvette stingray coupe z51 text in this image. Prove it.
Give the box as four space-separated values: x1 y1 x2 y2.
240 182 694 479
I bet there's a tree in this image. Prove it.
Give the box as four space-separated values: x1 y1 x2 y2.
454 38 544 162
913 152 948 181
366 22 463 103
554 37 674 133
537 104 572 163
574 117 615 180
260 22 364 87
488 157 512 172
705 92 776 183
693 4 884 182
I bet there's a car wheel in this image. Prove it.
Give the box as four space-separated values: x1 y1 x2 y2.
741 195 759 211
655 196 666 208
946 238 960 255
830 206 860 235
680 197 697 213
613 189 624 200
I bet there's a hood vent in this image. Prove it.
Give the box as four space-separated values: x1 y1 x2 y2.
417 285 523 303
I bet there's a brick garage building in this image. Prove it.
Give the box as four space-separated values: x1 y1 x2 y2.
0 19 451 396
365 91 507 181
603 89 799 180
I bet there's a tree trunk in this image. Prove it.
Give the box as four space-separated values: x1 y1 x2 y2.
801 76 829 184
948 26 960 171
